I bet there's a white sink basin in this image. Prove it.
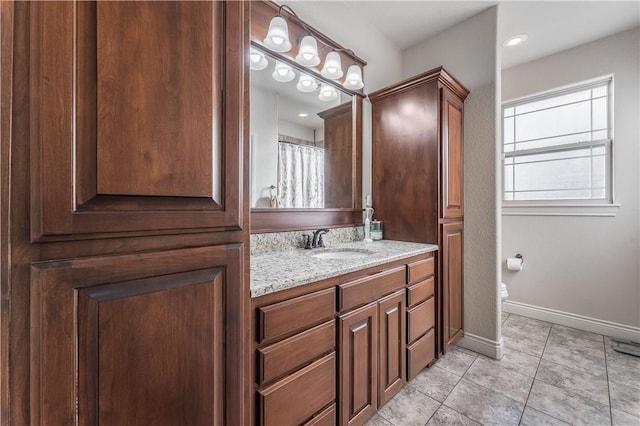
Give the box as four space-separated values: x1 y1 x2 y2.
312 249 373 260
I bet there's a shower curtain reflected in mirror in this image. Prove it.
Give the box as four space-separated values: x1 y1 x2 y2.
278 142 324 208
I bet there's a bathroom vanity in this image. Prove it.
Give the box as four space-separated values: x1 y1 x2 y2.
250 241 438 426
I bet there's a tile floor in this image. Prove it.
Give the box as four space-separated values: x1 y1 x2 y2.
365 313 640 426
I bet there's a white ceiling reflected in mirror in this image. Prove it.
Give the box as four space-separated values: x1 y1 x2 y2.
250 51 354 210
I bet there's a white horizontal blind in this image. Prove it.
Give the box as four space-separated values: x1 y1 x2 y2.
503 78 611 202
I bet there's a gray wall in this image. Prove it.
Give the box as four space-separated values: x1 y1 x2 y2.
502 28 640 328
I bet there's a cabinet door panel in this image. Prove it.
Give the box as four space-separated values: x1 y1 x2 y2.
441 87 465 218
339 302 378 426
30 1 245 239
442 221 464 351
30 245 242 426
378 290 406 407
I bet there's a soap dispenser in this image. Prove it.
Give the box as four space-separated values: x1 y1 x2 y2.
364 194 374 243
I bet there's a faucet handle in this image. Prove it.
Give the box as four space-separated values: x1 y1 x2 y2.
317 234 325 248
303 234 312 250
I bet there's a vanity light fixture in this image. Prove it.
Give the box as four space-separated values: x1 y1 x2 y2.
503 34 528 47
343 64 364 90
318 83 338 102
295 35 321 67
296 73 318 93
260 4 365 91
249 47 268 71
321 51 344 80
272 61 295 83
264 16 292 52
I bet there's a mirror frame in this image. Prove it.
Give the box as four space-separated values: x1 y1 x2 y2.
250 1 365 233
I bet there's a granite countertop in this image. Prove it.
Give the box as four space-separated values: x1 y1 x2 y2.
251 240 438 298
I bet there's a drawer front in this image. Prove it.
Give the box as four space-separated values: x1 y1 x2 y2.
407 328 435 380
407 297 435 343
304 404 336 426
407 277 435 308
338 266 405 312
407 257 435 284
258 288 335 343
258 320 336 385
259 353 336 426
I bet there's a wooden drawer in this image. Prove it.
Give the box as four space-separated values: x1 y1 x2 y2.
258 320 335 385
407 297 435 343
304 404 336 426
258 288 335 343
407 328 435 380
407 277 435 308
337 266 405 312
407 257 435 284
259 353 336 426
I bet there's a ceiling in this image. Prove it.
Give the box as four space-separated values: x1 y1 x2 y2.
341 1 640 69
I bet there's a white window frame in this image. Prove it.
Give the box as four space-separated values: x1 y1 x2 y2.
501 75 620 217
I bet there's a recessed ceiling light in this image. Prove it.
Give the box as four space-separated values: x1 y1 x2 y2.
298 113 309 118
503 34 528 47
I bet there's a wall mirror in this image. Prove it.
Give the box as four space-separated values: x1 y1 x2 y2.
250 1 365 233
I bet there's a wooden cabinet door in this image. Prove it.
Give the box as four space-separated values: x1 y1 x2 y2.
339 302 378 426
29 245 242 426
377 290 406 407
29 1 246 240
442 221 464 351
320 102 354 208
441 87 464 219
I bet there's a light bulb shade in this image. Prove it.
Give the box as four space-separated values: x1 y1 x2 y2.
272 61 295 83
264 16 292 52
321 51 344 80
296 74 318 93
318 83 338 102
343 64 364 90
295 35 321 67
249 48 268 71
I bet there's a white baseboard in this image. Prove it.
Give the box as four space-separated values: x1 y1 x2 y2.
503 300 640 342
458 332 504 360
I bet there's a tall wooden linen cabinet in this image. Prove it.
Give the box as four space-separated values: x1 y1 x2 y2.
370 67 468 355
1 2 250 425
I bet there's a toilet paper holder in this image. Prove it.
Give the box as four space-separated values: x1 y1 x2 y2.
515 253 524 264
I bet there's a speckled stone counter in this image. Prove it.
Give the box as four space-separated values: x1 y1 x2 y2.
251 240 438 298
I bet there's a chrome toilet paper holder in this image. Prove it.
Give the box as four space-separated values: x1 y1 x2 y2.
514 253 524 264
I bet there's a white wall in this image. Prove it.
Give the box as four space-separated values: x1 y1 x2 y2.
278 120 315 142
402 7 503 354
250 86 279 207
502 28 640 330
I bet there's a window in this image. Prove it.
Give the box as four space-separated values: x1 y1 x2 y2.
503 77 612 203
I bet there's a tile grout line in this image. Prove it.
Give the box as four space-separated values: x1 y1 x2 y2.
604 335 613 426
517 322 552 425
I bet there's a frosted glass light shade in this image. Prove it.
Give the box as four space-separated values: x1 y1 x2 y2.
321 51 343 80
343 64 364 90
264 16 292 52
295 36 321 67
272 61 295 83
296 74 318 93
318 83 338 101
249 48 268 71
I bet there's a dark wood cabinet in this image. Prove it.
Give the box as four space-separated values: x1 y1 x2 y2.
339 302 379 426
377 290 406 407
2 1 249 424
442 88 465 219
442 221 464 350
319 102 354 208
370 67 468 357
